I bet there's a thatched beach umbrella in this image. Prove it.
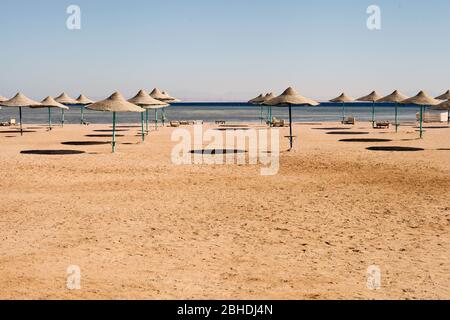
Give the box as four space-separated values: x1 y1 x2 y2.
128 89 169 139
248 94 264 104
0 95 7 102
435 90 450 124
76 94 94 125
248 94 264 124
31 96 69 129
330 93 355 122
356 91 382 127
377 90 409 132
0 92 41 135
400 91 440 138
87 92 145 153
434 99 450 123
435 90 450 101
150 89 180 127
161 91 181 103
263 93 276 125
249 93 274 124
55 93 77 126
264 87 318 150
160 91 180 126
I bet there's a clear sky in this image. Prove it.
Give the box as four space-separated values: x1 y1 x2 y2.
1 0 449 101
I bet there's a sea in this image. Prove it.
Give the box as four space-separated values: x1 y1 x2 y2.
0 102 445 125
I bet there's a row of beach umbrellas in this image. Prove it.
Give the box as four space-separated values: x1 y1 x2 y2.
250 89 450 144
0 89 180 152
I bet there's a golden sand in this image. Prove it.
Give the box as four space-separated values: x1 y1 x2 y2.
0 122 449 299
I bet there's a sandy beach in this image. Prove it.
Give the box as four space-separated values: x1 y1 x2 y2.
0 121 449 300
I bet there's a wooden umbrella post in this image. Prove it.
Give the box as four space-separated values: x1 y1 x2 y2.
260 105 263 124
145 109 149 134
80 106 84 124
155 109 158 130
419 105 424 139
19 107 23 136
162 108 166 126
112 112 117 153
140 112 145 142
61 109 65 127
342 102 346 122
288 103 293 151
395 103 399 133
48 107 52 129
371 101 376 128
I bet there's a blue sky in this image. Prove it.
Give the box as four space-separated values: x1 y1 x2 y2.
1 0 449 101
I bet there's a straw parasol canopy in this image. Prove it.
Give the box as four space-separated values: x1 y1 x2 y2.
0 92 41 107
377 90 408 103
76 94 94 105
55 92 78 105
150 88 167 101
31 96 69 129
356 91 382 102
400 91 440 106
265 87 318 151
129 89 168 109
35 96 69 110
264 87 319 107
248 94 264 104
401 91 440 139
129 90 170 138
0 95 7 102
88 92 144 113
330 93 355 103
435 90 450 101
377 90 409 133
330 93 355 123
434 100 450 110
87 92 144 153
162 91 181 103
356 91 383 127
0 92 41 135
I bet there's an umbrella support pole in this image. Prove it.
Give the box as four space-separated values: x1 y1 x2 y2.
395 103 399 133
260 106 263 124
61 109 65 127
19 107 23 136
371 102 375 128
112 112 117 153
448 110 450 124
48 107 52 130
288 104 293 151
162 108 166 127
80 106 84 124
141 112 145 142
145 109 149 134
155 109 158 130
342 102 346 122
419 105 424 139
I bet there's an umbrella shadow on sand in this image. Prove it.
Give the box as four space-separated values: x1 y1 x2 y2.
20 150 86 155
85 134 125 138
366 146 424 152
61 141 110 146
190 149 247 155
326 131 369 135
340 138 392 143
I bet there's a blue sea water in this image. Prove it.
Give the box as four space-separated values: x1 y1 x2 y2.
0 102 444 125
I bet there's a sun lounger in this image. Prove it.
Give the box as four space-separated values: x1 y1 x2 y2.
215 120 226 125
170 121 180 127
374 121 390 129
342 116 355 125
269 117 285 127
